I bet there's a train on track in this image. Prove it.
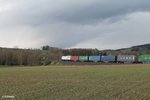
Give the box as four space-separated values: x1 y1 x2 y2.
61 54 150 64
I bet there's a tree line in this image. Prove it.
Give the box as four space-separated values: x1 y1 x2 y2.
0 46 102 66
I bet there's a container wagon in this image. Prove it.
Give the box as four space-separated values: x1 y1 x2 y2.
139 54 150 64
71 56 78 62
117 55 135 63
89 56 101 62
79 56 88 62
61 56 71 61
101 56 116 63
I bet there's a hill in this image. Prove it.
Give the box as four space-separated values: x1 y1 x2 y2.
104 44 150 55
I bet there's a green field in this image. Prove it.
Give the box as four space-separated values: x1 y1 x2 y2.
0 64 150 100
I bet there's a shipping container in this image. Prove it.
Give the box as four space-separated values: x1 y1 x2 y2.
139 54 150 63
117 55 135 63
89 56 100 62
79 56 88 62
61 56 71 61
71 56 78 61
101 56 116 62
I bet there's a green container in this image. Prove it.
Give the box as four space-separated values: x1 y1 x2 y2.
79 56 88 61
139 55 150 62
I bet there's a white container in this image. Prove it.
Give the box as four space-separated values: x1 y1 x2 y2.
61 56 71 61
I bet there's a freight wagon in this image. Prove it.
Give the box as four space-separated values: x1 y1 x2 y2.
101 56 116 63
139 54 150 64
71 56 78 61
61 56 71 61
78 56 88 62
89 56 101 62
117 55 135 63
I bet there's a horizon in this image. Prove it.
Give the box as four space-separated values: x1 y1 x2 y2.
0 43 149 51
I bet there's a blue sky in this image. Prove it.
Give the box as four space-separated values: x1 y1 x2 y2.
0 0 150 50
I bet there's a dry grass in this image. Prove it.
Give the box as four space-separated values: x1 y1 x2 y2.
0 64 150 100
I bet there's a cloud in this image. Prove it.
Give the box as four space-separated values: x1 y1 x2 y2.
72 12 150 49
0 0 150 49
52 0 150 24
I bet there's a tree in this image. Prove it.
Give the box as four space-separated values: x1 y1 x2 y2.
42 45 50 50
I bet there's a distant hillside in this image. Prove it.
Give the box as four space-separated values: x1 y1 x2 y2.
131 44 150 50
103 44 150 55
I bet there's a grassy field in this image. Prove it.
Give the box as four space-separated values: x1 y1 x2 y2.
0 64 150 100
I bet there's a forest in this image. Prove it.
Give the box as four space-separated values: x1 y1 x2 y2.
0 46 100 66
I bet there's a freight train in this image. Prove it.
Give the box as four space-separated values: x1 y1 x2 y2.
61 54 150 64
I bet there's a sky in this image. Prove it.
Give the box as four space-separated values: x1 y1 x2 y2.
0 0 150 50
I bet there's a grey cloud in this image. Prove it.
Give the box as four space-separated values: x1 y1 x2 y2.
72 12 150 49
2 0 150 26
52 0 150 24
0 0 150 49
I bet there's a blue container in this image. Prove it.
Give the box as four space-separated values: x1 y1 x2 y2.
101 56 116 62
89 56 101 62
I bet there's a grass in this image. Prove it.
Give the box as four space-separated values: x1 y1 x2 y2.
0 64 150 100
